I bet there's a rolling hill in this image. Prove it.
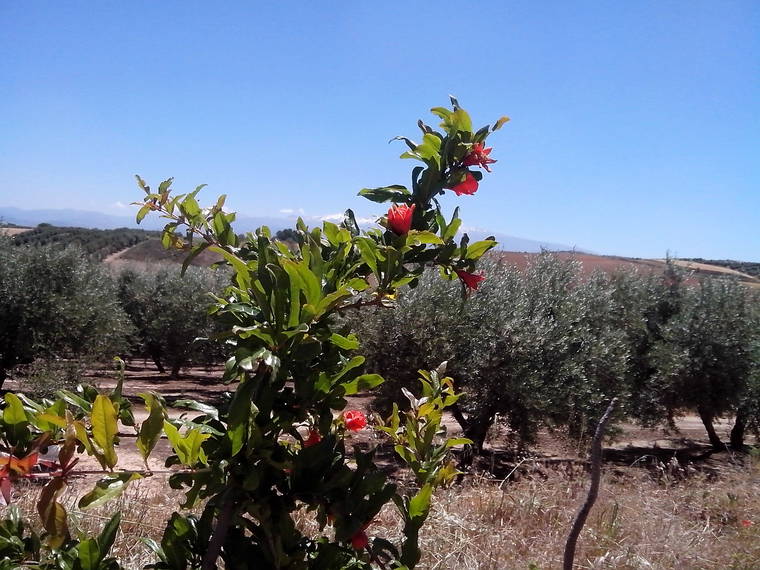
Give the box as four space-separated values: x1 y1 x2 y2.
3 209 757 286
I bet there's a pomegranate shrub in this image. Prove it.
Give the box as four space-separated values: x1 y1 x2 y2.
0 99 507 569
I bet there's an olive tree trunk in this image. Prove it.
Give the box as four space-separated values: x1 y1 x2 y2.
730 408 747 451
697 406 723 449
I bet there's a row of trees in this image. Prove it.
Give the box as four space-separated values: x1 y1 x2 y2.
3 236 758 451
12 224 157 260
351 254 760 452
0 237 224 391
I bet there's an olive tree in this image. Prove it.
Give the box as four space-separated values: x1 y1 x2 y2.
649 277 757 448
117 266 227 376
732 302 760 449
355 253 631 452
620 261 689 428
0 238 131 388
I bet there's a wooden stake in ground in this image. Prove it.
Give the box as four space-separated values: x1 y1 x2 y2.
563 398 617 570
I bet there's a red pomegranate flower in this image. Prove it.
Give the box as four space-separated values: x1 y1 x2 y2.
455 269 485 291
343 410 367 431
462 142 496 172
450 172 478 196
350 530 369 550
304 429 321 447
387 204 415 235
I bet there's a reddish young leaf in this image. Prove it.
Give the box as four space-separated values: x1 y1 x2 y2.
10 452 39 475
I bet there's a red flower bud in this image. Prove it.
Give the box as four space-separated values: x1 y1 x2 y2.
343 410 367 431
450 172 479 196
387 204 415 235
462 142 496 172
455 269 485 291
304 429 321 447
350 530 369 550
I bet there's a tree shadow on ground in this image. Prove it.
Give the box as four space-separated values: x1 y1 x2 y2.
460 438 751 482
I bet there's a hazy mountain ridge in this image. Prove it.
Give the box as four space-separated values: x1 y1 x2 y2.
0 206 291 234
0 206 582 253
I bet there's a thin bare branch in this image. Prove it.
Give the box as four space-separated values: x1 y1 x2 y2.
563 397 618 570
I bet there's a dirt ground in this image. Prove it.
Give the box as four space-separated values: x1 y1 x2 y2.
24 362 748 489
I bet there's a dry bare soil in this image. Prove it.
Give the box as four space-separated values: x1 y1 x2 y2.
7 364 760 569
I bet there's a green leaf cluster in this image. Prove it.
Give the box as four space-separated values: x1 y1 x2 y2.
0 507 122 570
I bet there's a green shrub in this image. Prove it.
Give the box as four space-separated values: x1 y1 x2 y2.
117 266 227 376
647 277 758 448
0 238 131 387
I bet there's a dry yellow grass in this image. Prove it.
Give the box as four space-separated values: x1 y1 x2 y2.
13 476 183 568
0 227 32 236
406 463 760 569
661 259 760 283
8 456 760 569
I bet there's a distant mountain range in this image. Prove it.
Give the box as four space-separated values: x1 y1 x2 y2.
459 228 585 253
0 206 304 235
0 206 144 231
0 206 585 253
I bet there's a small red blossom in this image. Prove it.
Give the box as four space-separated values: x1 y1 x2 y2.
343 410 367 431
450 172 478 196
387 203 415 235
304 429 321 447
350 530 369 550
741 519 753 528
462 142 496 172
455 269 485 291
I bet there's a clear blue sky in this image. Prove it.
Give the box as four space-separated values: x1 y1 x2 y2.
1 2 758 260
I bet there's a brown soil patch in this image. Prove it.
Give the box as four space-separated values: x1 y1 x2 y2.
496 251 664 276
